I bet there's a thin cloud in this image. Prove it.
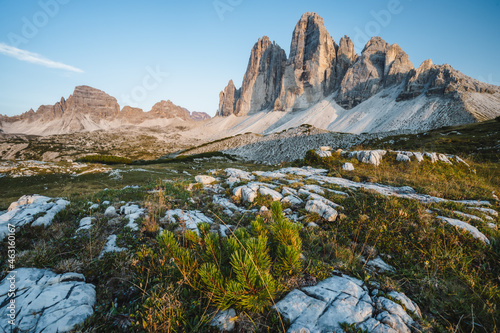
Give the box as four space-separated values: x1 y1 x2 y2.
0 43 83 73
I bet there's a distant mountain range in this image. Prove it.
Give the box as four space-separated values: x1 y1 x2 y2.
216 12 500 133
1 12 499 137
0 86 210 136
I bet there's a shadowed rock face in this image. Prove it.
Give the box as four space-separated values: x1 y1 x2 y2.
279 12 338 111
236 36 287 115
217 79 240 117
118 106 145 124
398 59 498 100
336 36 413 108
335 35 357 89
217 36 286 116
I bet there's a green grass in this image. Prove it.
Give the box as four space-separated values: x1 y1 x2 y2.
76 155 133 164
1 124 499 332
1 163 498 332
132 151 237 165
0 157 268 210
361 118 500 162
303 149 499 201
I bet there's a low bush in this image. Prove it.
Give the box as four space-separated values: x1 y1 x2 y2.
76 155 132 165
133 201 302 331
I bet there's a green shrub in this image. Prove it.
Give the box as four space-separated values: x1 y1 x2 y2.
304 149 322 166
76 155 132 165
142 201 303 317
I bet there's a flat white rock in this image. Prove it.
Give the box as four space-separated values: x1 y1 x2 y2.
253 171 287 179
396 153 411 162
278 167 328 177
342 162 355 171
100 234 126 256
0 268 95 333
302 185 325 195
468 207 498 217
274 167 492 206
274 274 418 333
305 200 338 221
282 187 299 196
213 195 244 215
225 168 255 181
195 175 216 185
210 309 237 332
104 206 118 217
258 187 283 201
453 210 483 222
165 209 213 234
437 216 490 244
0 195 69 240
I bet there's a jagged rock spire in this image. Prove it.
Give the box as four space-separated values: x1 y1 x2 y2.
278 12 338 111
217 36 286 116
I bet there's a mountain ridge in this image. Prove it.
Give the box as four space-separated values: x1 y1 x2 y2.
0 86 211 135
216 12 500 131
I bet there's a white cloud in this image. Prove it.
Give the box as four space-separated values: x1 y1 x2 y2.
0 43 83 73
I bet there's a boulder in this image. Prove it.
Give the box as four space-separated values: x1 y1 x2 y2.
195 175 216 185
258 186 283 201
316 150 332 158
342 162 355 171
364 256 396 273
305 200 338 221
396 153 411 162
274 274 419 333
210 309 237 332
281 195 303 206
0 268 95 333
0 195 69 240
165 209 214 235
104 206 118 217
349 150 387 166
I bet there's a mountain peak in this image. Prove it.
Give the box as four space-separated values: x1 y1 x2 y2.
362 36 388 52
217 34 286 116
298 12 324 22
150 99 191 121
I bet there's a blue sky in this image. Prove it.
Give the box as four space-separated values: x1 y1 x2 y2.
0 0 499 117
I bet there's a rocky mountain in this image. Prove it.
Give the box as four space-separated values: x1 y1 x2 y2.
190 111 211 121
2 12 498 138
216 12 500 132
0 86 210 135
216 36 286 117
